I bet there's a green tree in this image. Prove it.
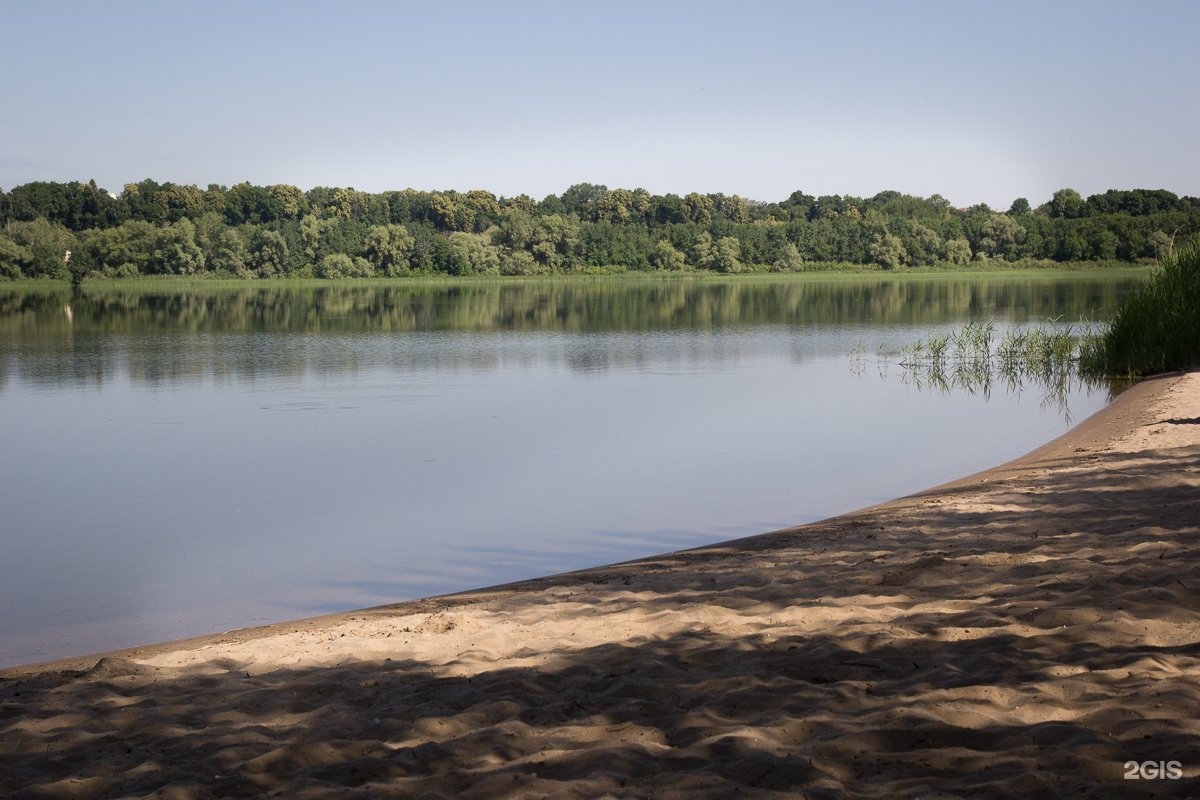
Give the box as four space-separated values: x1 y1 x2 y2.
868 231 906 270
529 214 581 272
148 217 204 274
463 190 501 230
693 232 743 272
904 222 944 266
363 224 415 275
1049 188 1087 219
246 228 290 277
944 237 972 265
331 187 373 222
772 242 805 272
713 236 743 272
83 220 157 275
155 183 206 222
446 232 501 275
429 192 476 231
682 192 715 225
977 213 1025 259
195 213 247 274
593 188 636 223
267 184 308 220
651 239 687 271
560 183 608 217
224 182 274 225
299 214 329 264
316 252 372 278
1148 230 1175 260
714 194 750 224
4 180 126 230
3 218 77 278
1007 197 1032 216
0 235 25 278
499 247 546 275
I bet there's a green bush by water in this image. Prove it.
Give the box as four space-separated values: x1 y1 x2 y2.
1097 239 1200 376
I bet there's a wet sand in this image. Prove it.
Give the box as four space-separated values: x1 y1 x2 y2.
2 372 1199 799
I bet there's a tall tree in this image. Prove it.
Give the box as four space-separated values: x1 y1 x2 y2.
363 224 415 275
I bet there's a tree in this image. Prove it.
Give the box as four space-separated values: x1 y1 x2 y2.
224 182 274 225
682 192 714 225
148 218 204 274
528 214 581 272
1082 222 1119 260
944 237 972 265
904 222 943 266
446 232 500 275
123 179 171 224
714 194 750 224
331 187 373 222
499 247 545 275
772 242 805 272
316 252 372 278
463 190 501 230
195 212 247 274
1148 230 1175 260
712 237 743 272
868 231 906 270
363 224 415 276
1008 197 1031 216
560 183 608 217
3 218 77 278
977 213 1025 259
693 232 743 272
246 228 290 277
299 214 329 264
4 180 126 230
593 188 636 223
1049 188 1087 219
651 193 687 225
155 183 206 222
429 192 475 232
83 220 157 275
651 239 687 271
0 231 29 278
267 184 307 220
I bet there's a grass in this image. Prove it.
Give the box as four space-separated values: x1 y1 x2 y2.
1093 239 1200 376
882 318 1108 418
1 260 1147 290
888 237 1200 399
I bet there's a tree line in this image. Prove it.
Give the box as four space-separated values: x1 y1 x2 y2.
1 180 1196 281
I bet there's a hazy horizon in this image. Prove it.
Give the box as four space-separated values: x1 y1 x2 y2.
4 1 1198 209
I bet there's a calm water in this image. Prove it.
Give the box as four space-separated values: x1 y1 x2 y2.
0 274 1139 666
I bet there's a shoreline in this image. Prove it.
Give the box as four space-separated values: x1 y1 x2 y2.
0 372 1169 677
3 372 1198 797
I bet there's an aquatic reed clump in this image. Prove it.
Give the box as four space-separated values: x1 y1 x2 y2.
867 242 1200 414
1096 239 1200 376
891 318 1106 418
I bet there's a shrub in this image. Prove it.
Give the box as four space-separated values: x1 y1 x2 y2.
1098 239 1200 375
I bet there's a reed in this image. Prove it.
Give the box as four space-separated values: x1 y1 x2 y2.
1096 239 1200 376
890 318 1107 418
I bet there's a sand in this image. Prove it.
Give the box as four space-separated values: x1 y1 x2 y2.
2 372 1199 799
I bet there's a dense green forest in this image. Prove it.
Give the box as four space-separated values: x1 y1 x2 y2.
1 180 1196 281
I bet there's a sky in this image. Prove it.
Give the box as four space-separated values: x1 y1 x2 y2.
3 0 1198 209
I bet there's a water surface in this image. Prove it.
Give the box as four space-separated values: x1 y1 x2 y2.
0 274 1139 666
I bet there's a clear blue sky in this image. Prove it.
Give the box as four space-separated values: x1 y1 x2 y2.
3 0 1198 209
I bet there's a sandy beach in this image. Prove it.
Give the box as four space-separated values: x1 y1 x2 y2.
2 372 1198 799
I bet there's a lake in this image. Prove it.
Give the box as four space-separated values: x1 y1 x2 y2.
0 273 1140 667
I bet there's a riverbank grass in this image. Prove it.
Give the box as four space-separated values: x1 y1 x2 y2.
1099 240 1200 375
